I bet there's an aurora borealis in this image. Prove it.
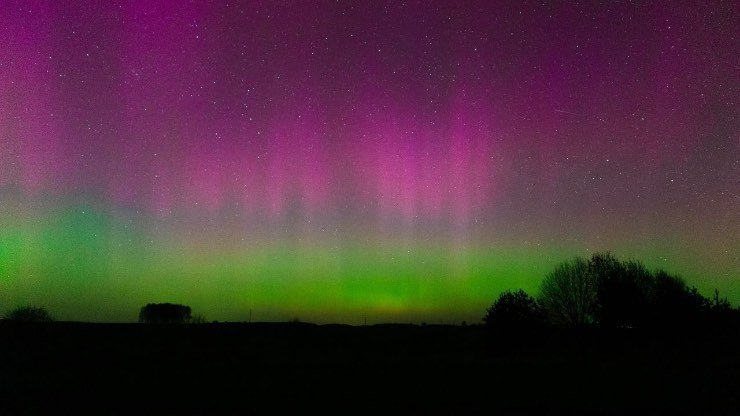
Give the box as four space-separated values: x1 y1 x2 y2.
0 1 737 323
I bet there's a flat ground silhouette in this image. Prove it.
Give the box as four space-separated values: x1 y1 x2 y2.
1 322 739 414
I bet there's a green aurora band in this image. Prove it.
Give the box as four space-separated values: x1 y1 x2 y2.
1 200 736 323
1 1 737 323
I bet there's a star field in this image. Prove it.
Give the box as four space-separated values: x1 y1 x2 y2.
0 1 737 322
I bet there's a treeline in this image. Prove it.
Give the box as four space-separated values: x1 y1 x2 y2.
2 252 736 329
484 252 738 330
2 306 54 323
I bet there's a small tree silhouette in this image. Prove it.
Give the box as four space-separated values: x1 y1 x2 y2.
139 303 192 324
539 257 597 326
483 290 544 329
709 289 732 312
706 289 739 328
190 314 208 324
5 306 54 322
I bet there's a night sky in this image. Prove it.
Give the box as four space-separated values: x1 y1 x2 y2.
1 1 737 323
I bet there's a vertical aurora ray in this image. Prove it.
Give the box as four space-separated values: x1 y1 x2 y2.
0 1 737 322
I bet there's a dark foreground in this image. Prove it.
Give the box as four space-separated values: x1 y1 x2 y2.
1 322 739 415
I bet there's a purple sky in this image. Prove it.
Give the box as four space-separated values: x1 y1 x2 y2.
0 1 737 320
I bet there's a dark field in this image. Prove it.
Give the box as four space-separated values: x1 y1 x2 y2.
2 322 739 414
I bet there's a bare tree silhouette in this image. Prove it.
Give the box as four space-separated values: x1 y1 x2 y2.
539 258 597 326
190 314 208 324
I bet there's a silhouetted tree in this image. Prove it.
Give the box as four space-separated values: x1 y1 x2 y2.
709 289 732 312
139 303 192 324
706 289 739 328
648 271 708 327
5 306 54 322
590 253 653 328
531 253 736 330
539 257 597 326
483 289 544 330
190 314 208 324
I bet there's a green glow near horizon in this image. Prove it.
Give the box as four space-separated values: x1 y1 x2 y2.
0 206 737 323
